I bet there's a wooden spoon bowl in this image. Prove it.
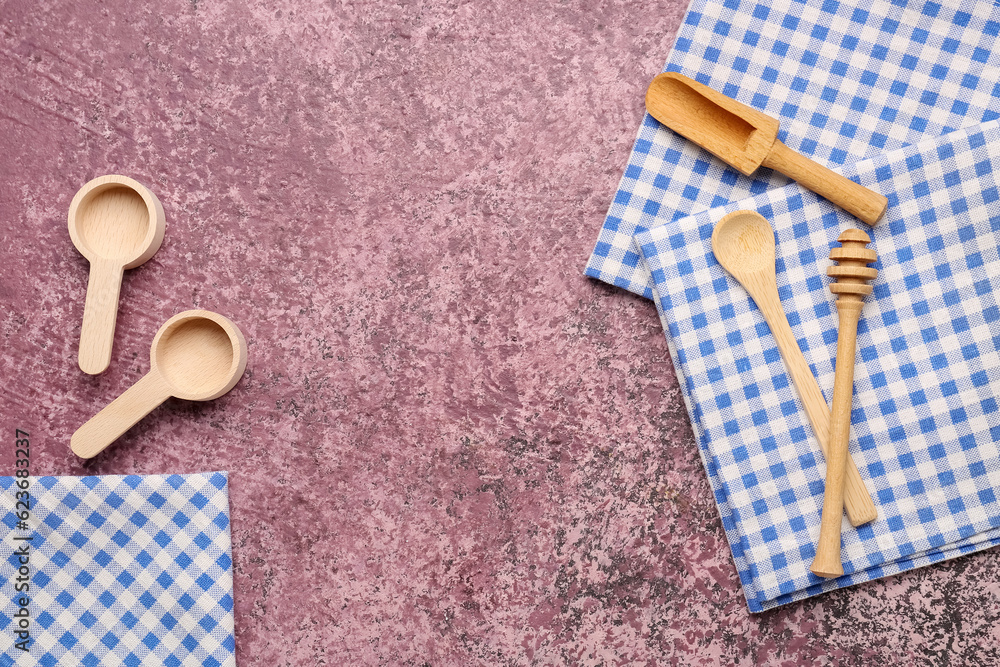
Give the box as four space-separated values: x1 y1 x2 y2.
712 209 776 276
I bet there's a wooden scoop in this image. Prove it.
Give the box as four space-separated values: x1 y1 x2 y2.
712 210 877 526
646 73 887 226
69 175 166 375
71 310 248 459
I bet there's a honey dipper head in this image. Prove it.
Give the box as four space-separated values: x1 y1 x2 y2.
828 228 878 298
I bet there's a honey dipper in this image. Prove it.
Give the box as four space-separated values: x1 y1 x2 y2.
811 229 878 578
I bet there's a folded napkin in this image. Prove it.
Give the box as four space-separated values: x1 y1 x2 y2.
1 472 235 665
587 0 1000 298
635 120 1000 611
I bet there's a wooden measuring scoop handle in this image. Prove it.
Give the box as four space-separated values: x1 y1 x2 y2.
79 259 125 375
71 372 172 459
761 141 888 226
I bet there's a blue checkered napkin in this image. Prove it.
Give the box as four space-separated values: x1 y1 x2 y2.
587 0 1000 298
634 120 1000 612
0 473 234 666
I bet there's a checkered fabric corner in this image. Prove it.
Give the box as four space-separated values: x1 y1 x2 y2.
635 120 1000 611
0 473 234 666
586 0 1000 298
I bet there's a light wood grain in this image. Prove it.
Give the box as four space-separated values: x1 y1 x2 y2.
68 175 165 375
644 71 777 176
810 228 878 578
761 141 887 227
71 310 248 459
712 211 877 527
646 72 887 226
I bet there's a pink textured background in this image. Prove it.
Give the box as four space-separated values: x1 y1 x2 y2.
2 0 999 664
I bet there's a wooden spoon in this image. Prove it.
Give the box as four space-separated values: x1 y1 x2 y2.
71 310 248 459
646 72 887 226
69 175 165 375
711 210 877 526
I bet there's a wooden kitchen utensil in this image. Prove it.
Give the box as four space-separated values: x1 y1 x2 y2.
69 175 166 375
712 210 877 526
646 72 888 226
71 310 247 459
811 229 878 578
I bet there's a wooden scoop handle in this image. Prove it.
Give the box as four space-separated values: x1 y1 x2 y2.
71 371 172 459
79 259 124 375
762 141 887 226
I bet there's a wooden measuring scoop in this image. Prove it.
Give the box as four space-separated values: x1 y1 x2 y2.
712 210 877 526
646 73 887 226
71 310 248 459
69 175 165 375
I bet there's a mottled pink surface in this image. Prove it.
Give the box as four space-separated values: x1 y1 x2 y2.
2 0 999 664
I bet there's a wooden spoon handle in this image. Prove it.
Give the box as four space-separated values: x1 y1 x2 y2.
811 304 863 577
71 371 172 459
79 259 124 375
752 280 877 526
761 141 887 226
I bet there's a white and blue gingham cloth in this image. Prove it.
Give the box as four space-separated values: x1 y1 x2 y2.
636 121 1000 611
587 0 1000 298
0 473 234 665
585 0 1000 610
